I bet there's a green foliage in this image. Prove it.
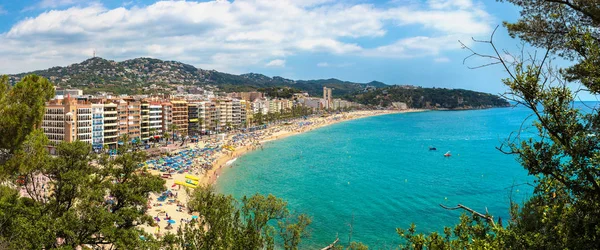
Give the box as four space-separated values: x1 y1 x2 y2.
0 76 165 248
346 86 509 109
173 185 312 249
0 75 54 166
257 86 302 99
10 57 387 97
397 214 503 250
0 136 165 249
278 214 312 250
392 1 600 249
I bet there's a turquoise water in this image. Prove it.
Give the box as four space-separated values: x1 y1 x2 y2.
216 107 535 248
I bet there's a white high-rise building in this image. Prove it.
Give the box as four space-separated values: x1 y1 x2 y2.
91 103 104 150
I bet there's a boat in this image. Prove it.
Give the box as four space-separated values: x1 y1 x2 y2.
429 146 437 151
444 151 451 157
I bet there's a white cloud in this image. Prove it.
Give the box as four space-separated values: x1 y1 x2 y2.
0 5 7 15
317 62 353 67
0 0 493 74
266 59 286 67
365 35 465 58
434 57 450 63
428 0 474 10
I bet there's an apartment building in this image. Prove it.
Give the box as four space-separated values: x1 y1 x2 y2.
251 99 269 115
140 102 150 142
323 86 333 109
54 88 83 97
75 104 93 144
227 91 264 102
232 99 241 128
127 100 142 140
171 100 188 136
117 100 129 138
161 101 173 135
41 91 337 150
216 99 233 131
42 97 92 145
103 102 119 149
187 102 200 136
240 99 250 126
198 101 217 133
149 102 163 139
332 99 355 110
91 103 104 150
269 99 284 114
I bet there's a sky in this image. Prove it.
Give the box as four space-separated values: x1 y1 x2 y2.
0 0 578 98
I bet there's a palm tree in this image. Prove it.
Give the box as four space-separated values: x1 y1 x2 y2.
254 111 263 125
169 123 179 141
162 131 170 146
198 117 204 138
149 128 157 147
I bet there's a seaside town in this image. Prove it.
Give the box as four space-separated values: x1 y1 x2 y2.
43 86 383 151
40 85 410 238
1 0 597 249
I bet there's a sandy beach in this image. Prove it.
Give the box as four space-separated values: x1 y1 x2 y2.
140 109 424 237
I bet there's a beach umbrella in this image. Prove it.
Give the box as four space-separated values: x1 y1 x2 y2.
191 215 199 219
168 219 176 224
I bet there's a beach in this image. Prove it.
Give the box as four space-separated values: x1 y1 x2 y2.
140 109 423 237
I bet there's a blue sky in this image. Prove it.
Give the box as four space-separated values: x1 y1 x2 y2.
0 0 581 98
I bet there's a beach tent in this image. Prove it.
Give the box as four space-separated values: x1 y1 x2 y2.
185 174 200 181
175 180 197 188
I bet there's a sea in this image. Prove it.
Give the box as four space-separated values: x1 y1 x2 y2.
216 106 539 248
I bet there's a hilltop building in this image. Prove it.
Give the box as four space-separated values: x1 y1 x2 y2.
323 86 333 109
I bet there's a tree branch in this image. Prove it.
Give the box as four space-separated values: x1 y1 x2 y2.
320 237 339 250
439 204 496 227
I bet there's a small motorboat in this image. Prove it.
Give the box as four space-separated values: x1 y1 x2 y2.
444 151 451 157
429 147 437 151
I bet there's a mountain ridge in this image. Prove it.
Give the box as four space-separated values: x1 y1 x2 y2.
6 57 510 109
8 57 387 96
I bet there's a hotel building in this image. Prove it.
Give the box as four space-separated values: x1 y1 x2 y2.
103 102 119 149
187 102 200 136
42 97 92 145
161 101 173 135
149 102 163 139
91 103 104 150
171 100 188 136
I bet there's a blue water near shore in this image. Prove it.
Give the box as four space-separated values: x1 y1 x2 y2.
216 107 537 248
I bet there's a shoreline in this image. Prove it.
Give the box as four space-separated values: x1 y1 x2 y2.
203 109 425 187
141 109 424 237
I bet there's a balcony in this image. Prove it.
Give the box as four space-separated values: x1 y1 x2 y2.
104 128 118 133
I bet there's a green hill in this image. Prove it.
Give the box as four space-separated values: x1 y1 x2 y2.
346 85 510 109
7 57 509 109
8 57 384 97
